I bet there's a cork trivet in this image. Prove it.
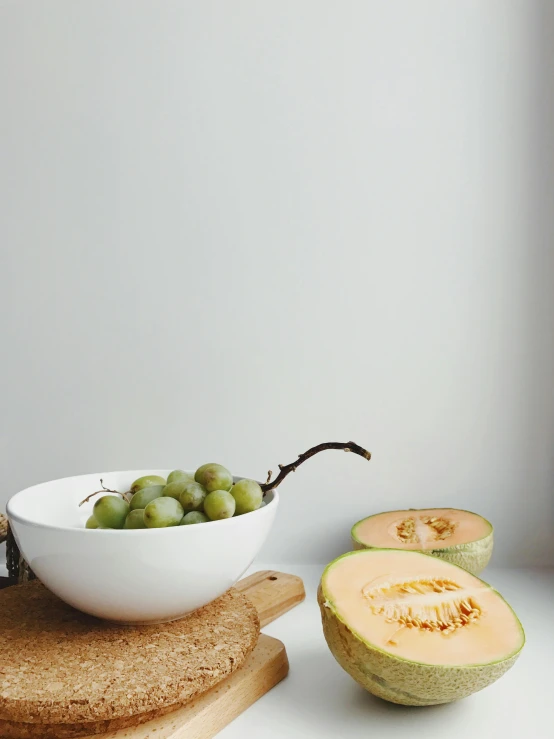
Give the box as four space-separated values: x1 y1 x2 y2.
0 512 7 544
0 580 259 727
0 635 289 739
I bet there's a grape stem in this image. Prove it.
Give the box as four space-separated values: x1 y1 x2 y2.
78 480 130 507
260 441 371 494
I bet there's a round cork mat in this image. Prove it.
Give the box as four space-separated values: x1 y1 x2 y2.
0 580 259 738
0 512 7 543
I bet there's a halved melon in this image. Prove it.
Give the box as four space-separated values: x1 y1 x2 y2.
318 549 524 706
351 508 493 575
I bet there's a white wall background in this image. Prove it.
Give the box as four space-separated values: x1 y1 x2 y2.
2 0 553 566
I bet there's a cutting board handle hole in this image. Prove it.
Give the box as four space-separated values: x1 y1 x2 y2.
268 576 278 581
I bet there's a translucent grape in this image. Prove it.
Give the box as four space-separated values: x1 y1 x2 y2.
130 475 166 494
167 469 194 485
124 509 147 529
86 515 99 529
180 511 209 525
93 495 129 529
195 463 233 493
162 481 187 500
204 489 236 520
231 479 263 515
130 485 164 510
194 463 212 480
144 496 184 528
178 482 207 512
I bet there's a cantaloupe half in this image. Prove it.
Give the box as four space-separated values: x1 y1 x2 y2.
318 549 524 706
351 508 493 575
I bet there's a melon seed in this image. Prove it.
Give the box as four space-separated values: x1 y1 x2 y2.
362 575 485 639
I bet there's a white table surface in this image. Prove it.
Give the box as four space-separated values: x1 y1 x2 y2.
1 557 551 738
221 563 552 739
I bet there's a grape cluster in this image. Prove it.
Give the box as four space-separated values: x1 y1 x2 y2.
85 464 265 530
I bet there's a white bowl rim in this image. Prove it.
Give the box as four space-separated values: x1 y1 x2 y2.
7 469 279 534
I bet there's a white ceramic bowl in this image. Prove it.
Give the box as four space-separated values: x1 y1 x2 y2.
7 469 278 623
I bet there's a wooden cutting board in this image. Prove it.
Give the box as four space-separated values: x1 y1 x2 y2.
91 571 305 739
1 570 305 739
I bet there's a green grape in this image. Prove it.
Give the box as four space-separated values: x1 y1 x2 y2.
93 495 129 529
86 515 99 529
124 509 147 529
194 463 233 493
144 496 184 528
230 479 263 515
130 475 166 494
162 481 187 500
130 485 164 510
167 469 194 485
204 489 236 520
178 482 207 512
194 463 212 480
180 511 209 525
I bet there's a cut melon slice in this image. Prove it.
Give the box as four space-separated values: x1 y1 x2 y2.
319 549 524 705
351 508 493 574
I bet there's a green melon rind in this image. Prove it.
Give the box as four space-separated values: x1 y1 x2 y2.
351 508 494 575
319 549 525 706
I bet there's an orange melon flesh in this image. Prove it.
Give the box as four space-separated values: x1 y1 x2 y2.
323 549 523 666
352 508 491 550
351 508 494 575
